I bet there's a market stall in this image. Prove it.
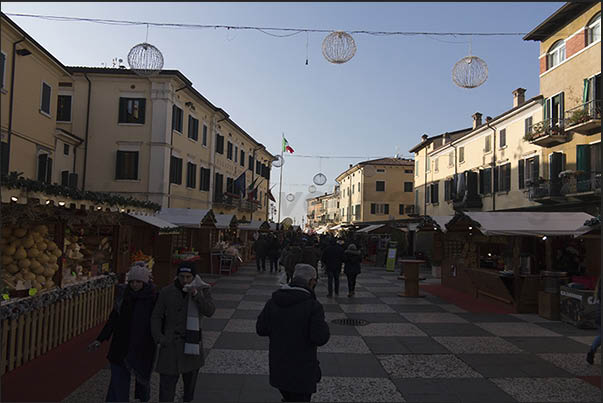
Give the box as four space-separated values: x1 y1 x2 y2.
355 224 408 266
238 220 271 262
439 211 596 314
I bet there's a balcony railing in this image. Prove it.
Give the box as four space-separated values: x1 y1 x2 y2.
564 100 601 135
405 205 415 215
214 193 261 211
524 119 568 147
561 173 601 195
526 179 566 203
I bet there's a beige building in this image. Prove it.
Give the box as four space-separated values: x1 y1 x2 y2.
305 186 341 230
1 13 77 184
336 157 415 224
523 2 600 215
306 195 325 229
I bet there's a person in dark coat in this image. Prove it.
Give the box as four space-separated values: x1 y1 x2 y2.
320 240 345 297
256 264 330 402
283 245 304 283
343 244 362 297
151 263 216 402
253 235 268 272
267 235 281 274
88 264 157 402
587 276 601 365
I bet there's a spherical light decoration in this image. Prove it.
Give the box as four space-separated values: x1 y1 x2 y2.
322 31 357 64
286 193 295 202
313 173 327 186
272 155 284 168
452 55 488 89
127 42 164 76
308 185 317 193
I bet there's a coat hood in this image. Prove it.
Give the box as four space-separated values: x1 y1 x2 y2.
272 285 314 307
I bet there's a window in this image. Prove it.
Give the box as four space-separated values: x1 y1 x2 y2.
429 182 439 203
57 95 72 122
186 162 197 188
357 183 360 192
415 159 419 176
226 177 234 194
444 179 454 201
448 152 454 167
434 157 439 171
41 82 51 115
170 156 183 185
376 169 385 173
199 167 210 191
235 146 238 163
405 169 412 174
61 170 69 187
0 52 5 89
544 92 565 127
248 155 254 171
354 204 360 217
240 150 245 167
404 182 413 192
524 117 533 137
63 143 69 155
188 116 199 141
546 40 565 69
459 147 465 163
202 124 208 146
227 141 233 160
426 156 431 172
494 163 511 192
115 150 138 180
215 134 224 154
118 98 145 124
586 12 601 46
256 160 261 174
376 181 385 192
484 135 491 152
371 203 388 215
384 203 389 215
499 129 506 148
519 155 539 189
399 204 405 215
172 105 183 132
479 168 492 194
214 173 224 198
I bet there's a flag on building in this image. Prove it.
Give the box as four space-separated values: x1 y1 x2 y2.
282 137 294 154
234 171 246 198
267 188 276 202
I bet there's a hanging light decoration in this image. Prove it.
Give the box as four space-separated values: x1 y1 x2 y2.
128 42 164 76
322 31 357 64
308 185 317 193
272 155 284 168
313 173 327 186
452 55 488 89
286 193 296 202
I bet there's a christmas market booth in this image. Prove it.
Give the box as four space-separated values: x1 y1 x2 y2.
210 214 241 276
355 224 408 266
155 208 217 276
437 211 597 314
238 220 271 262
0 173 159 384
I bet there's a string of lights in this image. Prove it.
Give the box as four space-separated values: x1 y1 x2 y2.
4 13 528 37
285 154 414 159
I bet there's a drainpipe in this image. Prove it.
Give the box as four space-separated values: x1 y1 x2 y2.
486 119 497 211
424 151 428 216
6 39 25 173
82 73 92 190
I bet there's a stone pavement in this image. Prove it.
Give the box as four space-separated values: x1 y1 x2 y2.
64 264 601 402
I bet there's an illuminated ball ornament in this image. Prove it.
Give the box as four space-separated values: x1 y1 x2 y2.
272 155 284 168
322 31 357 64
313 173 327 186
286 193 296 202
452 55 488 89
308 185 317 193
127 42 164 76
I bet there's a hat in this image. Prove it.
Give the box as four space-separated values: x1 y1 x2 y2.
347 244 357 251
177 262 197 275
127 265 150 284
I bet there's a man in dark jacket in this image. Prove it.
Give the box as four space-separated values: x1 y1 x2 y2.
267 234 281 274
254 235 268 272
321 240 345 297
151 263 216 402
343 244 362 297
256 264 330 402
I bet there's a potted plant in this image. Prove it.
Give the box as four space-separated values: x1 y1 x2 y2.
567 108 590 126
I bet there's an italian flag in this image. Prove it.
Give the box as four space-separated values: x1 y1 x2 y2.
282 137 294 154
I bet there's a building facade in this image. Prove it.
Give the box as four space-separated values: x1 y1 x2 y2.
336 157 415 224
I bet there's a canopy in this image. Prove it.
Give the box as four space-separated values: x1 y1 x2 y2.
156 208 214 228
357 224 385 233
239 220 266 231
461 212 596 237
128 213 179 230
214 214 236 230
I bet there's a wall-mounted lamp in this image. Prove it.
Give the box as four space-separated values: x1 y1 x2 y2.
16 48 32 56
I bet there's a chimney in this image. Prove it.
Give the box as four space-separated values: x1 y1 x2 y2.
472 112 482 129
513 88 526 108
443 132 449 144
349 164 353 168
421 134 429 142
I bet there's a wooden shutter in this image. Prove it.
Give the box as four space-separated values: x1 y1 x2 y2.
504 163 511 191
1 142 9 175
61 170 69 186
41 83 51 113
116 151 124 179
484 168 492 194
518 159 525 189
532 156 540 181
384 204 389 215
426 184 431 203
138 99 146 123
172 105 178 130
493 166 499 192
433 182 439 203
371 203 376 214
479 170 485 194
68 173 78 188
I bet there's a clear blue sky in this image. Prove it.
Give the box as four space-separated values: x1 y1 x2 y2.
2 2 562 224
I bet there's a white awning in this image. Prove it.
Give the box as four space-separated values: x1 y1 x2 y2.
128 213 179 229
330 224 343 230
156 208 211 228
215 214 236 230
357 224 385 233
431 216 455 233
463 212 596 237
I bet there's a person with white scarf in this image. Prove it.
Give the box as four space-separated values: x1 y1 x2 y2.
151 263 215 402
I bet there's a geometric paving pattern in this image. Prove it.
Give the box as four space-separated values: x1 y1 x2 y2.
63 263 602 402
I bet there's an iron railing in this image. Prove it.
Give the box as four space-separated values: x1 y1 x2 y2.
561 173 601 194
527 180 553 200
524 118 566 142
565 99 601 127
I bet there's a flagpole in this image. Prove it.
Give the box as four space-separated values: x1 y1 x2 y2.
277 133 284 226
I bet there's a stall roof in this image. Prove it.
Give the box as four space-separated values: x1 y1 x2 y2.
460 212 596 237
127 213 179 229
357 224 385 233
432 216 455 232
239 220 266 231
214 214 237 230
156 208 215 228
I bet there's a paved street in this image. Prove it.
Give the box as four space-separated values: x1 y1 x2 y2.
65 264 601 402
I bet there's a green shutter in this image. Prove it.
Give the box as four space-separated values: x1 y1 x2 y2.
583 78 589 103
577 145 591 173
518 159 525 189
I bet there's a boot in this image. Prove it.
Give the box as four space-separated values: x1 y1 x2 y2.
586 351 595 365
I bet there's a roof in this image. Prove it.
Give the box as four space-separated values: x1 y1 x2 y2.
128 213 179 230
421 216 455 233
357 224 385 233
55 128 85 143
156 208 215 228
214 214 237 229
1 12 71 76
336 157 414 182
408 128 471 154
451 212 596 237
238 220 267 231
523 2 595 41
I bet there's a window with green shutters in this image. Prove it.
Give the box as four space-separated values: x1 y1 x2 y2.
41 82 52 115
169 156 183 184
186 162 197 188
115 150 138 180
188 116 199 140
119 98 146 124
172 105 183 132
199 167 210 191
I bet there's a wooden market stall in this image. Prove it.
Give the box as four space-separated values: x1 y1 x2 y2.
355 224 408 266
238 220 271 262
438 211 596 314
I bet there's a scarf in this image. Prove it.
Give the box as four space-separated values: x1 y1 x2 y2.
182 275 207 355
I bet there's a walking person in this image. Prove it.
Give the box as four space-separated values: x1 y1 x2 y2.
254 234 268 272
587 276 601 365
268 234 281 274
321 239 344 297
343 243 362 297
88 264 157 402
151 263 216 402
256 264 330 402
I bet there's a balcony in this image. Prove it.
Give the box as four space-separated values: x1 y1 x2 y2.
405 205 416 215
564 100 601 135
526 179 565 204
214 193 261 212
524 119 568 147
452 192 483 210
561 172 601 200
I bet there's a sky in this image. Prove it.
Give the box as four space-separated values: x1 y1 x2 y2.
1 2 563 225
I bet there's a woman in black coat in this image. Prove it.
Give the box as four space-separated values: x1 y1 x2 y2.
343 244 362 297
88 265 158 402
